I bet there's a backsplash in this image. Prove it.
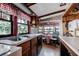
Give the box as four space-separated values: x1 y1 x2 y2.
30 27 39 34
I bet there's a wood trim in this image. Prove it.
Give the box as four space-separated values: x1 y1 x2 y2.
26 3 36 7
39 9 65 18
22 4 38 17
63 4 76 17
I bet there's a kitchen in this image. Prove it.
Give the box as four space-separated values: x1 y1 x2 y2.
0 3 79 56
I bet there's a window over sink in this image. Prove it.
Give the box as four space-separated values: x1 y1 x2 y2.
17 17 28 34
0 11 11 36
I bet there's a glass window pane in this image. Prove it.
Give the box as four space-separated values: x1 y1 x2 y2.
0 12 1 18
24 19 27 24
17 18 27 24
18 18 21 23
39 27 43 29
43 26 54 35
2 13 10 20
44 27 49 30
18 24 28 34
39 30 43 32
0 20 11 35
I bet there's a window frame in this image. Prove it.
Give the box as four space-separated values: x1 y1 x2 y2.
0 11 12 37
17 17 28 35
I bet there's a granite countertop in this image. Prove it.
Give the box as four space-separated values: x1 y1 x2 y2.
59 36 79 56
0 44 22 56
0 34 42 46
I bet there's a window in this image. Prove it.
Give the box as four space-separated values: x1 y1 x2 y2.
38 26 43 33
38 26 54 35
44 26 54 35
0 11 11 36
17 17 28 34
68 19 79 36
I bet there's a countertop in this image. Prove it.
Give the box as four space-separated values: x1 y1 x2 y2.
0 34 42 46
0 44 22 56
59 36 79 56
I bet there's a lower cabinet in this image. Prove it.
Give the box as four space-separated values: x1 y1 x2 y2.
60 40 77 56
60 42 70 56
18 36 42 56
37 35 42 55
32 45 37 56
31 38 37 56
18 41 31 56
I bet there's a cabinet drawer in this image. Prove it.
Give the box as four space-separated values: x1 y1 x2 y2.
32 46 37 56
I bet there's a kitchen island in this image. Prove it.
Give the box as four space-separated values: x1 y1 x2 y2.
60 36 79 56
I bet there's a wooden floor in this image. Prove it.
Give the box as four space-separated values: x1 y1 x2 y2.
39 44 60 56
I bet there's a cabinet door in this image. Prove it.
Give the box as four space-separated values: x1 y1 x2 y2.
32 46 37 56
31 38 37 56
26 47 31 56
18 41 30 56
22 46 30 56
37 36 42 55
60 41 70 56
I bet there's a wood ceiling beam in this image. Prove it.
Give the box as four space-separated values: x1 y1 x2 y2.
26 3 36 7
22 3 38 16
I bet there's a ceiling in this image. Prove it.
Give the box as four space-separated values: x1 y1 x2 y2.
13 3 32 15
28 3 69 18
14 3 70 19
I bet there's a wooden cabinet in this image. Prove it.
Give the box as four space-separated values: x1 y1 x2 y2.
31 36 43 56
37 35 42 55
32 45 37 56
18 41 31 56
60 40 77 56
31 37 37 56
18 36 42 56
60 41 70 56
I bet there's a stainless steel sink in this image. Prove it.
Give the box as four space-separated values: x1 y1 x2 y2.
10 38 21 41
5 36 29 41
22 35 31 38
